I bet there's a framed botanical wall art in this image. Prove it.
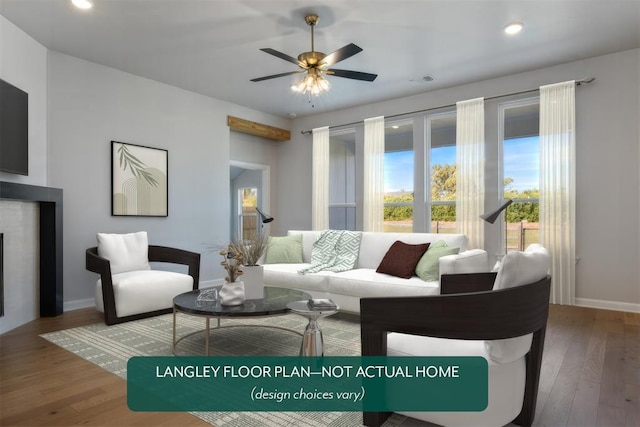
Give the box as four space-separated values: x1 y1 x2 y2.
111 141 168 217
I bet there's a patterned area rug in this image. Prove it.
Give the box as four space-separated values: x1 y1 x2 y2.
40 312 420 427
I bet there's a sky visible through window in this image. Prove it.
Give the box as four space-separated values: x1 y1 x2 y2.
503 136 539 192
384 136 539 193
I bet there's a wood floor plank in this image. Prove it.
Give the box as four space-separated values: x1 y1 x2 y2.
567 379 600 427
580 323 606 384
596 403 626 426
624 383 640 427
536 314 593 426
624 312 639 326
599 331 626 408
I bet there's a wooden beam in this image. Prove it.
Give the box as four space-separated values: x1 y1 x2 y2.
227 116 291 141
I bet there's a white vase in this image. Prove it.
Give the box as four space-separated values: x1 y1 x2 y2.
219 281 245 306
241 265 265 300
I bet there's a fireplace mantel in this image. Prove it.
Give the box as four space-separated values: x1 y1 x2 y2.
0 181 63 316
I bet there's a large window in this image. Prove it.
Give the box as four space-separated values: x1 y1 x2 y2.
428 113 457 233
501 100 540 252
384 121 414 232
322 100 540 255
329 130 356 230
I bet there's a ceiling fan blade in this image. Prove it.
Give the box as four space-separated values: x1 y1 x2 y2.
250 70 303 82
327 69 378 82
320 43 363 67
259 48 305 68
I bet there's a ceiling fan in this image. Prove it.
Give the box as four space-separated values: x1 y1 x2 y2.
250 14 377 94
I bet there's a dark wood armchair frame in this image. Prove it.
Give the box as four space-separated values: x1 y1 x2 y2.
360 273 551 427
86 245 201 326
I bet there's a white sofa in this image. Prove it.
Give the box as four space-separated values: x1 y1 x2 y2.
263 230 489 313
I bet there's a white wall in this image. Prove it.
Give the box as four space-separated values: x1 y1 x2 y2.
0 15 48 185
281 49 640 311
47 51 289 308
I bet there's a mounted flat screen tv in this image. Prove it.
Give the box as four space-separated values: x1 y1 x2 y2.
0 78 29 175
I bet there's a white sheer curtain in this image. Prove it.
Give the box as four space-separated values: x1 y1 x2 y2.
456 98 485 249
311 126 330 230
363 116 385 232
539 81 576 305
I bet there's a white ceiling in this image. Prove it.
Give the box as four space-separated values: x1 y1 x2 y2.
1 0 638 119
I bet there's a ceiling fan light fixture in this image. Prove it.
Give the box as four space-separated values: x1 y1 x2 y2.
291 70 330 95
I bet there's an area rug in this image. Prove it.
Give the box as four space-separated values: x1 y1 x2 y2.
40 312 419 427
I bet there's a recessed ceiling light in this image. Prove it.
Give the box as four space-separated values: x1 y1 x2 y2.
504 22 524 35
71 0 93 10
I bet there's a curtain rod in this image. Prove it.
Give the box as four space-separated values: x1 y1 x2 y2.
300 77 595 135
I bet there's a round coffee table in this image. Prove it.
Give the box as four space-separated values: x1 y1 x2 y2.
172 286 311 355
287 300 339 356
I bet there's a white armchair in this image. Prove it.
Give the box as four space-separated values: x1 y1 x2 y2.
360 244 551 427
86 231 200 325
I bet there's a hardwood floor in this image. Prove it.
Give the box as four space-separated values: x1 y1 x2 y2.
0 305 638 427
0 308 209 427
532 305 639 427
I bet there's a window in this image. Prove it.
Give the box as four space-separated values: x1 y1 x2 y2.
329 130 356 230
384 121 414 232
238 187 258 240
501 100 540 252
428 113 457 234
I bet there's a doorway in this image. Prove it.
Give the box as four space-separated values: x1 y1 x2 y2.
229 161 270 241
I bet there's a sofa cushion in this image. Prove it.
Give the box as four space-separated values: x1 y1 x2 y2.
263 263 332 292
415 241 460 282
95 270 193 317
97 231 151 274
485 244 550 364
376 241 430 279
439 249 490 276
265 234 303 264
328 269 439 298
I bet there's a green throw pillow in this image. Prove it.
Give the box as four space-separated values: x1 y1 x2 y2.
415 240 460 282
264 234 304 264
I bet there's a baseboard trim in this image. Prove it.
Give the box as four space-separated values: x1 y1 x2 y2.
64 298 95 312
575 297 640 314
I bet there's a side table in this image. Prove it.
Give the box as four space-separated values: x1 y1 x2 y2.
287 300 339 356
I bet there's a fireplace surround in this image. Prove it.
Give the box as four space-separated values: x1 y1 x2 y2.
0 181 63 316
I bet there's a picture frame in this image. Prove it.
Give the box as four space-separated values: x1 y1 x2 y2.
111 141 168 217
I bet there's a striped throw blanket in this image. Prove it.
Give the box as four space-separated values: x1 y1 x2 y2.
298 230 362 274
